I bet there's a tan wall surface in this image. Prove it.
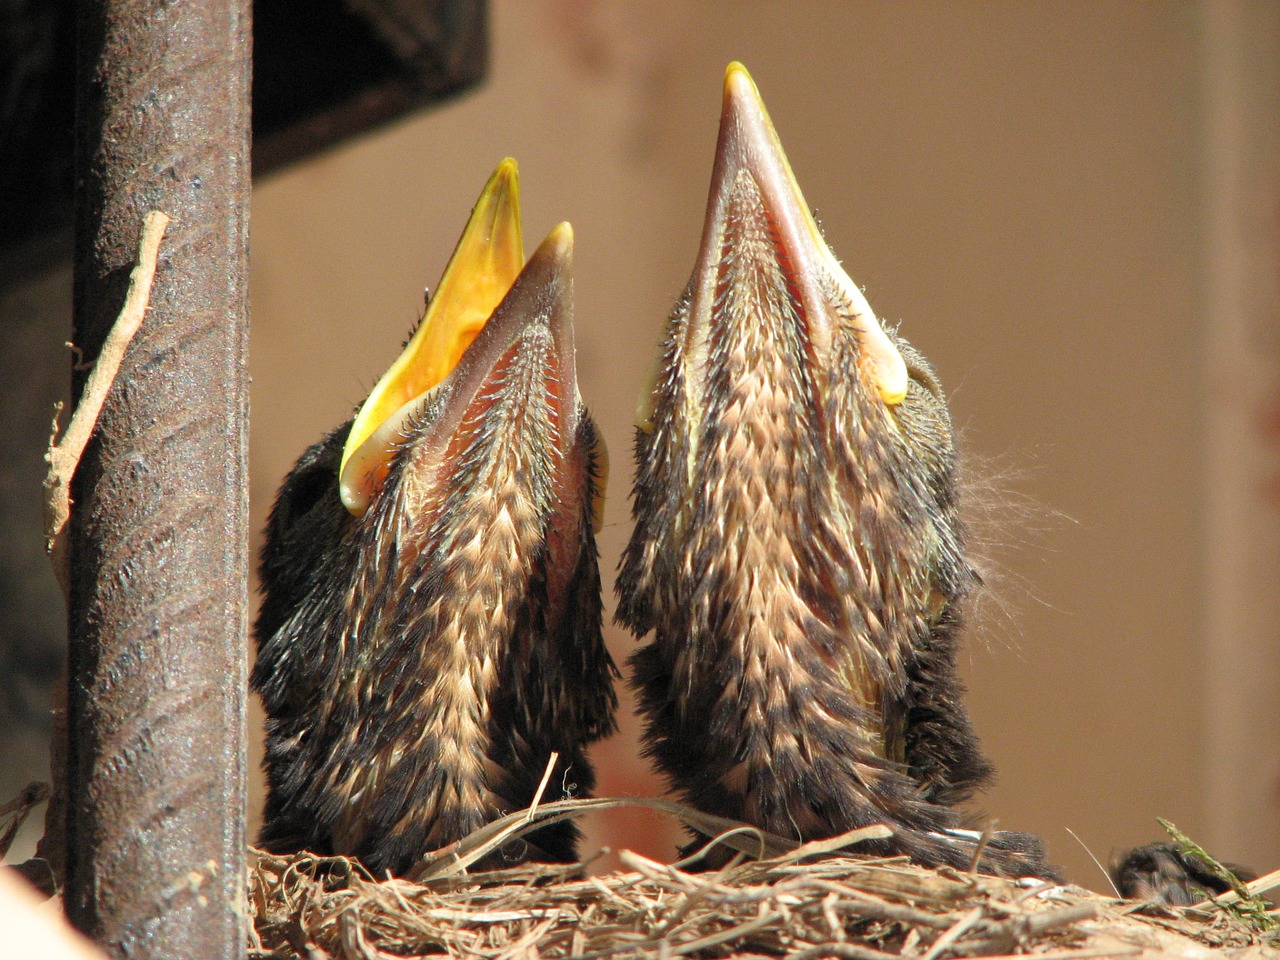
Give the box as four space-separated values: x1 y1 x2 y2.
250 0 1280 887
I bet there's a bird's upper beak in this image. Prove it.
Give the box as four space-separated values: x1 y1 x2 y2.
637 62 907 433
340 159 524 516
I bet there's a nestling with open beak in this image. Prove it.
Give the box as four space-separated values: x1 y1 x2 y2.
253 161 617 876
617 64 1051 877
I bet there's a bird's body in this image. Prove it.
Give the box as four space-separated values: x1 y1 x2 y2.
253 167 615 876
1112 843 1261 911
617 65 1048 876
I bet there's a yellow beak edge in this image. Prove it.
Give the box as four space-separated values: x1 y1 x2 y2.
339 159 525 517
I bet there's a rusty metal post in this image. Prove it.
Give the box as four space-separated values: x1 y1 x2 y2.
67 0 249 956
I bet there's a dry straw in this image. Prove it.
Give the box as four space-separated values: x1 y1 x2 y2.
247 794 1278 960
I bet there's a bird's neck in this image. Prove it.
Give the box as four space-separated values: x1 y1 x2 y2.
323 454 552 854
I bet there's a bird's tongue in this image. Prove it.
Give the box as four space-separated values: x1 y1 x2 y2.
339 159 524 517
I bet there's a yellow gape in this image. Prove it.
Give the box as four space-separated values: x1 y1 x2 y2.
339 159 525 516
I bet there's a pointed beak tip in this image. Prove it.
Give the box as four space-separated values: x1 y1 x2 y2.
549 220 574 251
489 155 519 189
489 158 520 208
531 221 574 275
477 160 523 241
721 61 767 126
723 61 756 100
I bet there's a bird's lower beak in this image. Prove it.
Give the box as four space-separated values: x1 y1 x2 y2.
394 221 605 574
638 63 907 433
424 221 583 487
340 159 524 516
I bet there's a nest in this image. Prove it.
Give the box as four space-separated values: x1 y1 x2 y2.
247 798 1278 960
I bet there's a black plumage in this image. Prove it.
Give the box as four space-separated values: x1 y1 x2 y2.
1112 842 1260 910
252 168 616 877
616 64 1049 877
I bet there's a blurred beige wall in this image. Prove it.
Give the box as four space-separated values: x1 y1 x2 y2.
249 0 1280 886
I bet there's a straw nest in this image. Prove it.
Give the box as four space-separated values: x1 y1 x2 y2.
246 797 1279 960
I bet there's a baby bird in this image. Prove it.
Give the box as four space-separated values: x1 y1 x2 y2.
1113 842 1261 910
617 64 1048 877
253 162 616 876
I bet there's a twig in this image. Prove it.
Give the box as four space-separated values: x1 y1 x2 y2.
1245 867 1280 898
0 782 49 821
1189 865 1280 910
1064 826 1120 898
787 942 899 960
773 825 896 865
524 751 559 823
34 209 169 890
43 209 170 599
922 905 984 960
409 795 801 882
672 907 779 955
965 825 993 875
0 782 48 857
1018 902 1097 937
976 949 1140 960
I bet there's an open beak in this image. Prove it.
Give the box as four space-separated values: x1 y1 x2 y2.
340 158 524 516
421 220 582 490
638 63 907 433
402 220 605 586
